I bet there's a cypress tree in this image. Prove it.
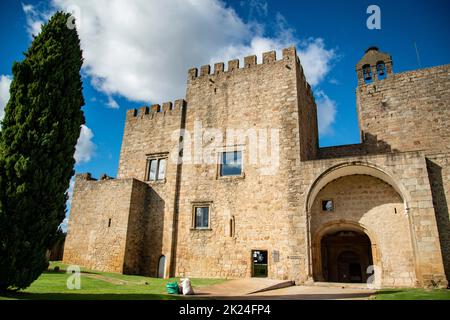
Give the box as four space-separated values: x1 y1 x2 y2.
0 12 84 290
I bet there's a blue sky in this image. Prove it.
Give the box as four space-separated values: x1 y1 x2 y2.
1 0 449 182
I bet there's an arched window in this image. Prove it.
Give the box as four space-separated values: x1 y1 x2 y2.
362 64 373 83
157 255 166 278
376 61 386 80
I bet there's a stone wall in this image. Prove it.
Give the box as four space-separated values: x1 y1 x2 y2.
63 46 449 288
174 48 315 281
299 151 447 287
310 174 415 287
426 152 450 281
63 174 149 274
356 64 450 153
123 179 149 274
116 100 186 277
318 143 367 159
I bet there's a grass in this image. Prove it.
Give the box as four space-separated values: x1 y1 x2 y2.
372 288 450 300
2 262 449 300
0 261 225 300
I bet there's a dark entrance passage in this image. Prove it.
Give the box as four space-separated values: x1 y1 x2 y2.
252 250 268 277
321 231 373 283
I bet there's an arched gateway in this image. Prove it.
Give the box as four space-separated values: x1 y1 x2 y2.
311 221 378 283
306 162 417 287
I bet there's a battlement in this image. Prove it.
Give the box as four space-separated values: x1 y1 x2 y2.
76 172 96 181
188 46 299 80
75 172 115 182
126 99 186 119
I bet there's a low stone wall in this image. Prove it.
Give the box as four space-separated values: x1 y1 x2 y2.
63 175 149 274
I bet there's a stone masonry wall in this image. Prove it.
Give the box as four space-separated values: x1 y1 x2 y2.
64 46 448 289
116 100 186 277
174 48 315 281
356 64 450 153
310 175 416 287
426 152 450 281
123 179 150 274
63 175 147 273
299 151 447 287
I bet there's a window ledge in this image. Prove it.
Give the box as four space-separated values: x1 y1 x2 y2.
146 178 167 184
218 173 245 180
190 227 212 231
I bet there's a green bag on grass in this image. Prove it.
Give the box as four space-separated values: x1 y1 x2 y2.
166 282 179 294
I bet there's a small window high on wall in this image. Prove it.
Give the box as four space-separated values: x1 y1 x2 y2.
193 206 210 229
220 151 242 177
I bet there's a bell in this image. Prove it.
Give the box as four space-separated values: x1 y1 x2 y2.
363 67 372 80
377 64 385 76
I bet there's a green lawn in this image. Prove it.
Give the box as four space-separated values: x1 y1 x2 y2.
2 262 449 300
0 261 225 300
372 288 450 300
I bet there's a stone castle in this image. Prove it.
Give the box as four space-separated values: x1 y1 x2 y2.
63 46 450 288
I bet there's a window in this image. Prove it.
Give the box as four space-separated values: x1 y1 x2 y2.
158 158 166 180
220 151 242 177
147 157 167 181
229 216 235 237
322 200 334 212
194 206 209 229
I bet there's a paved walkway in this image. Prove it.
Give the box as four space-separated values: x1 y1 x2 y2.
194 278 294 296
193 279 375 300
246 285 375 300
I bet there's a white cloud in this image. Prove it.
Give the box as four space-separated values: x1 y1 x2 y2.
315 90 337 136
60 216 69 232
23 0 336 105
0 75 12 122
298 38 336 86
61 175 75 232
23 0 337 135
106 96 119 109
22 3 51 37
74 124 96 163
66 176 75 208
245 0 269 19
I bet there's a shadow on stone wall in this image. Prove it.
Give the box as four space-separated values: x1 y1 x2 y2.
318 133 399 160
426 159 450 281
141 188 165 277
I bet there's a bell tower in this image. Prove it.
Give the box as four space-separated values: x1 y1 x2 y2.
356 46 393 85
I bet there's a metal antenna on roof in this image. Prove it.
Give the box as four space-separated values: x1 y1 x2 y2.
414 42 422 68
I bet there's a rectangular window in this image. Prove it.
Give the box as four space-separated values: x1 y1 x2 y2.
158 158 166 180
147 157 167 181
322 200 334 212
194 206 209 228
220 151 242 177
149 159 158 181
